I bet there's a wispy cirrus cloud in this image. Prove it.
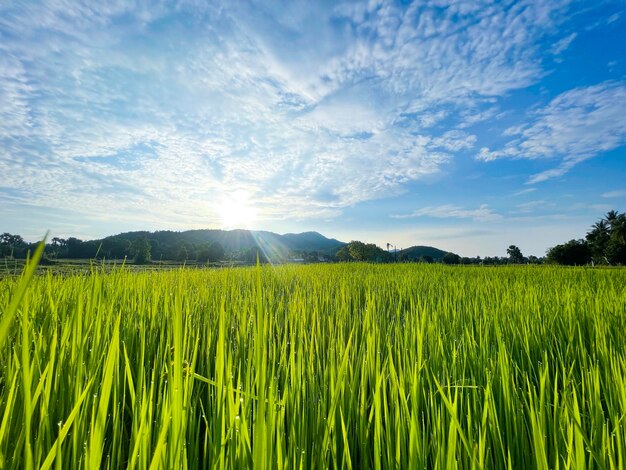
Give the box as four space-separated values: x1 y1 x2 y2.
551 32 577 56
391 204 501 222
0 54 34 139
477 81 626 183
512 188 538 197
511 200 553 214
602 189 626 198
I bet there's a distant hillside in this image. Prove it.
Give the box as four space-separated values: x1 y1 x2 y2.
3 227 459 264
400 245 449 261
95 229 346 261
280 231 345 251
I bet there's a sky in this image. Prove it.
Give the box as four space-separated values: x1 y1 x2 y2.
1 0 625 256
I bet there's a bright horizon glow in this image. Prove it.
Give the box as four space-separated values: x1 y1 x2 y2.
0 1 625 256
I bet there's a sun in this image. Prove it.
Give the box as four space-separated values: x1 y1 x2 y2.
217 193 258 229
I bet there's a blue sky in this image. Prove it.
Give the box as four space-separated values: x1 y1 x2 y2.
1 0 625 256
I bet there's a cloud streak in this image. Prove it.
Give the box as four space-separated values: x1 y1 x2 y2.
392 204 501 222
602 189 626 198
478 81 626 183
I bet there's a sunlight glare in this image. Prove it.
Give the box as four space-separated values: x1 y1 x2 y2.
217 193 258 229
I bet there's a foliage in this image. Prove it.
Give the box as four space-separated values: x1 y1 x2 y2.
0 264 625 468
240 247 268 264
546 239 591 265
442 252 461 264
0 233 27 258
506 245 525 264
527 255 541 264
130 237 151 264
0 230 343 263
195 242 225 263
545 210 626 266
585 210 626 265
336 241 389 262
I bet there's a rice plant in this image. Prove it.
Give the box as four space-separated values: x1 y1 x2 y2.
1 257 625 468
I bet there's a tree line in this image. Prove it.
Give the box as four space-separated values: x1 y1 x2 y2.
0 232 327 265
0 233 226 264
545 210 626 265
1 210 623 266
324 210 626 266
333 240 542 265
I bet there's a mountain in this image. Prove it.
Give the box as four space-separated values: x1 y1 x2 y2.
94 228 347 261
29 227 454 263
400 245 449 261
280 231 345 251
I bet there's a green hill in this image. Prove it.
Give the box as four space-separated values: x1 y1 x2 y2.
94 229 346 262
400 245 449 261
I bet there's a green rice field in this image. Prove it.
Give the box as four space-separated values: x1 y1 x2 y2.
1 249 625 469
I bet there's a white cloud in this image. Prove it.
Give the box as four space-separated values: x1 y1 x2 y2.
457 106 501 129
430 131 477 151
329 0 571 103
478 81 626 182
512 200 553 214
0 54 34 138
0 0 589 233
602 189 626 198
606 12 621 25
512 188 537 196
551 32 577 55
418 110 448 128
391 204 501 222
297 100 384 135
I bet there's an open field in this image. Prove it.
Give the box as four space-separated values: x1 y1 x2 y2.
1 255 625 468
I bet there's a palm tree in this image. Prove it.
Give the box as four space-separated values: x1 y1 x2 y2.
586 219 610 264
587 211 626 265
607 212 626 264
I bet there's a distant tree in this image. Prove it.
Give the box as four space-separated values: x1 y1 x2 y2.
207 242 225 262
195 242 225 263
506 245 525 264
1 233 25 258
65 237 85 258
149 239 162 260
51 237 65 247
605 211 626 265
546 239 591 266
335 241 389 262
107 237 130 259
419 255 434 264
335 245 352 261
196 247 210 263
175 242 190 261
442 252 461 265
348 241 370 261
242 247 267 264
585 210 626 265
304 250 319 263
586 219 610 263
130 237 151 264
48 237 67 259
